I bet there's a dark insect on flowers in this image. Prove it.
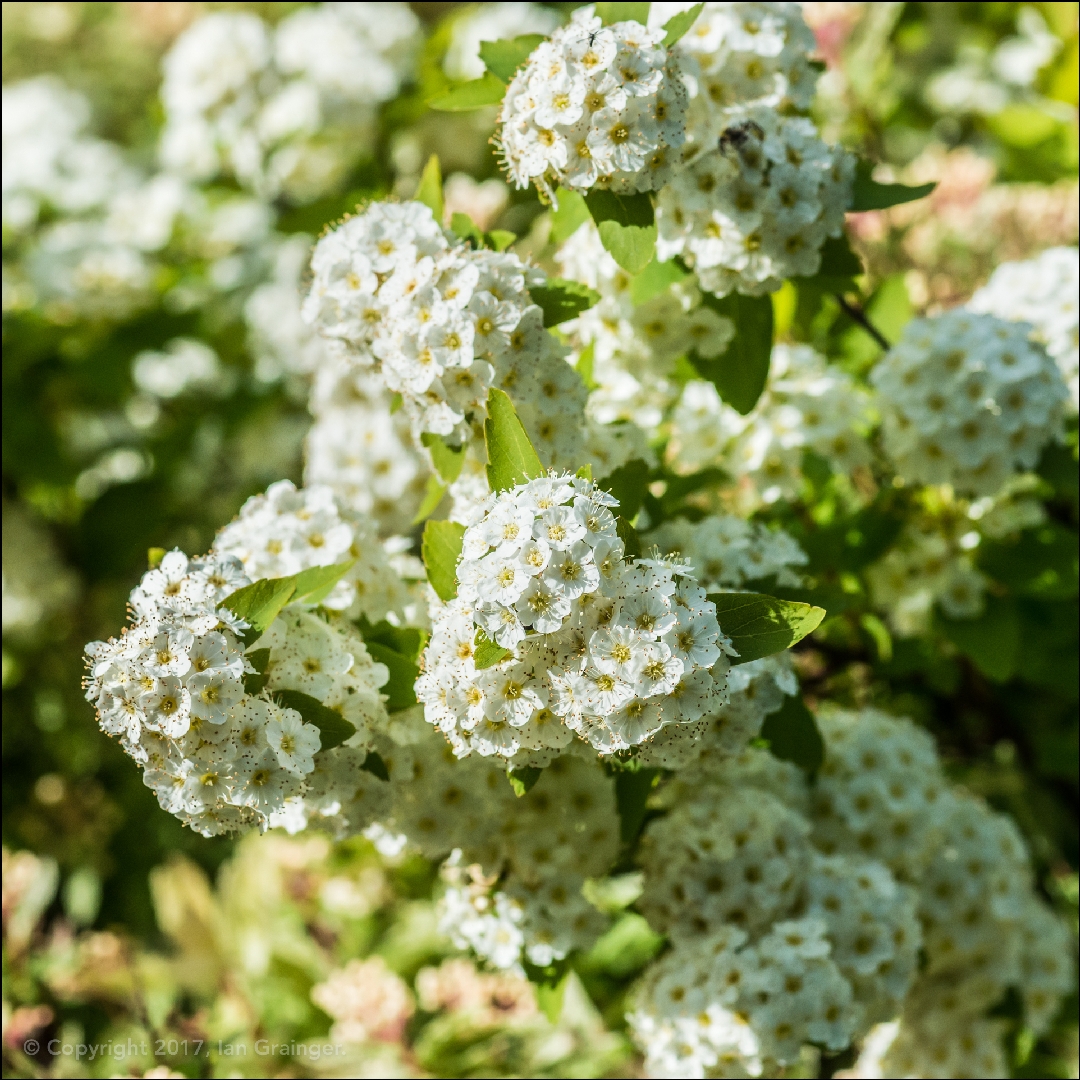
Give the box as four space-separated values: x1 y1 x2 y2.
718 121 766 158
587 30 602 47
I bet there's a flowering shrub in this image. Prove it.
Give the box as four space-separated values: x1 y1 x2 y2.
3 4 1078 1079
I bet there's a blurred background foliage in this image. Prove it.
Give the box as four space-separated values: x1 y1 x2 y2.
2 2 1077 1077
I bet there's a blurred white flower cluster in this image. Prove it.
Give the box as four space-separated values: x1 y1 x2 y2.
496 8 688 199
872 311 1068 495
418 474 733 762
969 245 1080 412
160 5 419 201
556 219 734 431
628 707 1075 1079
670 343 875 504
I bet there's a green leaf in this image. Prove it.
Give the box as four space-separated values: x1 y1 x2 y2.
487 229 516 251
630 256 687 305
272 689 356 752
364 642 419 712
979 524 1079 601
428 71 506 112
760 696 824 773
361 751 390 781
576 464 593 482
389 392 403 414
291 560 355 606
414 155 443 221
221 577 297 639
243 648 271 695
579 913 663 978
357 616 427 663
529 278 601 327
550 188 591 243
708 592 826 663
661 2 704 46
450 211 484 247
147 546 165 569
850 159 936 212
485 387 546 492
585 190 656 274
412 476 447 526
474 629 512 669
938 597 1020 683
575 341 597 389
478 35 546 82
599 458 650 521
421 432 467 484
536 972 569 1024
422 519 466 602
815 234 864 279
507 765 543 797
615 767 659 843
694 293 774 415
616 516 642 559
596 2 651 25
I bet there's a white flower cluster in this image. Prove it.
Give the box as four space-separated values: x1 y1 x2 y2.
434 757 618 971
303 200 586 468
665 1 821 151
656 111 853 296
815 709 1075 1080
82 547 393 839
159 5 419 201
2 77 131 235
872 311 1068 496
648 514 807 592
670 344 874 504
968 245 1080 412
418 475 733 761
556 220 734 431
212 480 410 623
630 707 1074 1078
496 8 688 199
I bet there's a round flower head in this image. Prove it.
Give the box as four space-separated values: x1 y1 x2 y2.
417 473 734 763
871 310 1068 495
303 199 587 468
656 111 853 297
496 8 688 199
968 246 1080 413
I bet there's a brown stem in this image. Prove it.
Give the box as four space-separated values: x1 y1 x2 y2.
834 293 891 350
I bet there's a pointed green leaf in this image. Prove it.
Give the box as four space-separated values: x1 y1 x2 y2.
815 234 864 279
272 689 356 752
508 765 543 797
851 160 936 212
576 464 593 481
536 972 569 1023
221 577 297 639
361 751 390 782
389 392 403 414
357 616 428 664
412 475 448 526
488 229 516 251
938 596 1020 683
585 189 655 228
661 2 704 46
422 519 466 602
147 547 166 569
485 388 546 492
364 641 419 712
575 341 597 389
585 191 656 272
475 629 513 669
599 459 650 521
428 71 506 112
291 560 356 606
451 211 484 247
550 187 591 243
694 293 773 415
760 695 824 773
421 432 467 484
243 648 271 695
529 278 601 327
708 592 826 663
414 155 443 221
479 35 547 82
596 2 651 26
